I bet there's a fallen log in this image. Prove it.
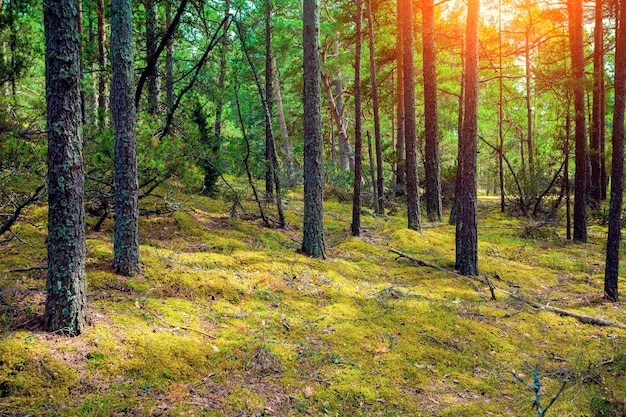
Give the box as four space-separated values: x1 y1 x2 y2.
389 248 626 330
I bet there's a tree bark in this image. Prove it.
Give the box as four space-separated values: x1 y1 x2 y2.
271 58 293 162
395 0 405 196
351 0 363 237
213 0 230 176
96 0 108 128
144 0 160 114
400 0 421 231
498 0 505 213
302 0 326 258
524 10 533 179
333 39 352 172
568 0 588 242
590 0 605 208
604 0 626 302
366 0 384 214
165 0 174 111
44 0 87 336
322 70 354 172
112 0 140 276
455 0 479 276
422 0 442 222
265 0 274 200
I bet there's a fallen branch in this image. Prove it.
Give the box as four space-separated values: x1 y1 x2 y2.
504 290 626 330
8 265 47 273
390 248 462 277
389 248 626 330
139 303 216 339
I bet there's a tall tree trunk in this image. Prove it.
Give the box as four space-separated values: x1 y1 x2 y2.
422 0 442 222
401 0 421 231
395 0 405 195
525 11 533 179
265 0 274 200
272 58 293 162
455 0 479 276
366 0 384 214
565 101 572 240
44 0 87 336
449 40 466 225
498 0 505 213
96 0 108 127
367 131 378 208
568 0 588 242
302 0 326 258
351 0 363 237
165 0 174 111
604 0 626 301
590 0 605 208
77 0 86 124
112 0 140 276
8 0 16 99
334 39 353 172
212 0 229 178
144 0 160 114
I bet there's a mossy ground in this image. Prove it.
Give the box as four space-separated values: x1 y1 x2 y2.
1 185 625 416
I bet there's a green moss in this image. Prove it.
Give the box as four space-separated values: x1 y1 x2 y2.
1 186 625 415
0 335 78 403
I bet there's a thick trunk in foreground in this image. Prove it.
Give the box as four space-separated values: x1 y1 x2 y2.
44 0 87 336
302 0 326 258
112 0 140 276
455 0 479 276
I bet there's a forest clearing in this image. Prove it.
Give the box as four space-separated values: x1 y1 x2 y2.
3 0 626 414
0 185 625 416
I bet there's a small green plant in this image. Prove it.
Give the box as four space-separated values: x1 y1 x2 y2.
513 366 566 417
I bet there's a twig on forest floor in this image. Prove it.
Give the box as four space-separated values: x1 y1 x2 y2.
8 265 47 273
389 248 626 330
138 303 216 339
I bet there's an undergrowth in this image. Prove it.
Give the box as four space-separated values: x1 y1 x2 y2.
0 184 624 416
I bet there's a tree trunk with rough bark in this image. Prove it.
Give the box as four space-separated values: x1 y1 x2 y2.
165 0 174 111
455 0 479 276
112 0 140 276
395 0 405 196
302 0 325 258
568 0 587 242
144 0 160 114
44 0 87 336
604 0 626 302
271 58 293 162
97 0 108 127
366 0 384 214
351 0 363 237
590 0 605 208
400 0 421 231
422 0 442 222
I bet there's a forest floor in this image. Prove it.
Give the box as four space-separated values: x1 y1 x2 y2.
0 182 625 416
